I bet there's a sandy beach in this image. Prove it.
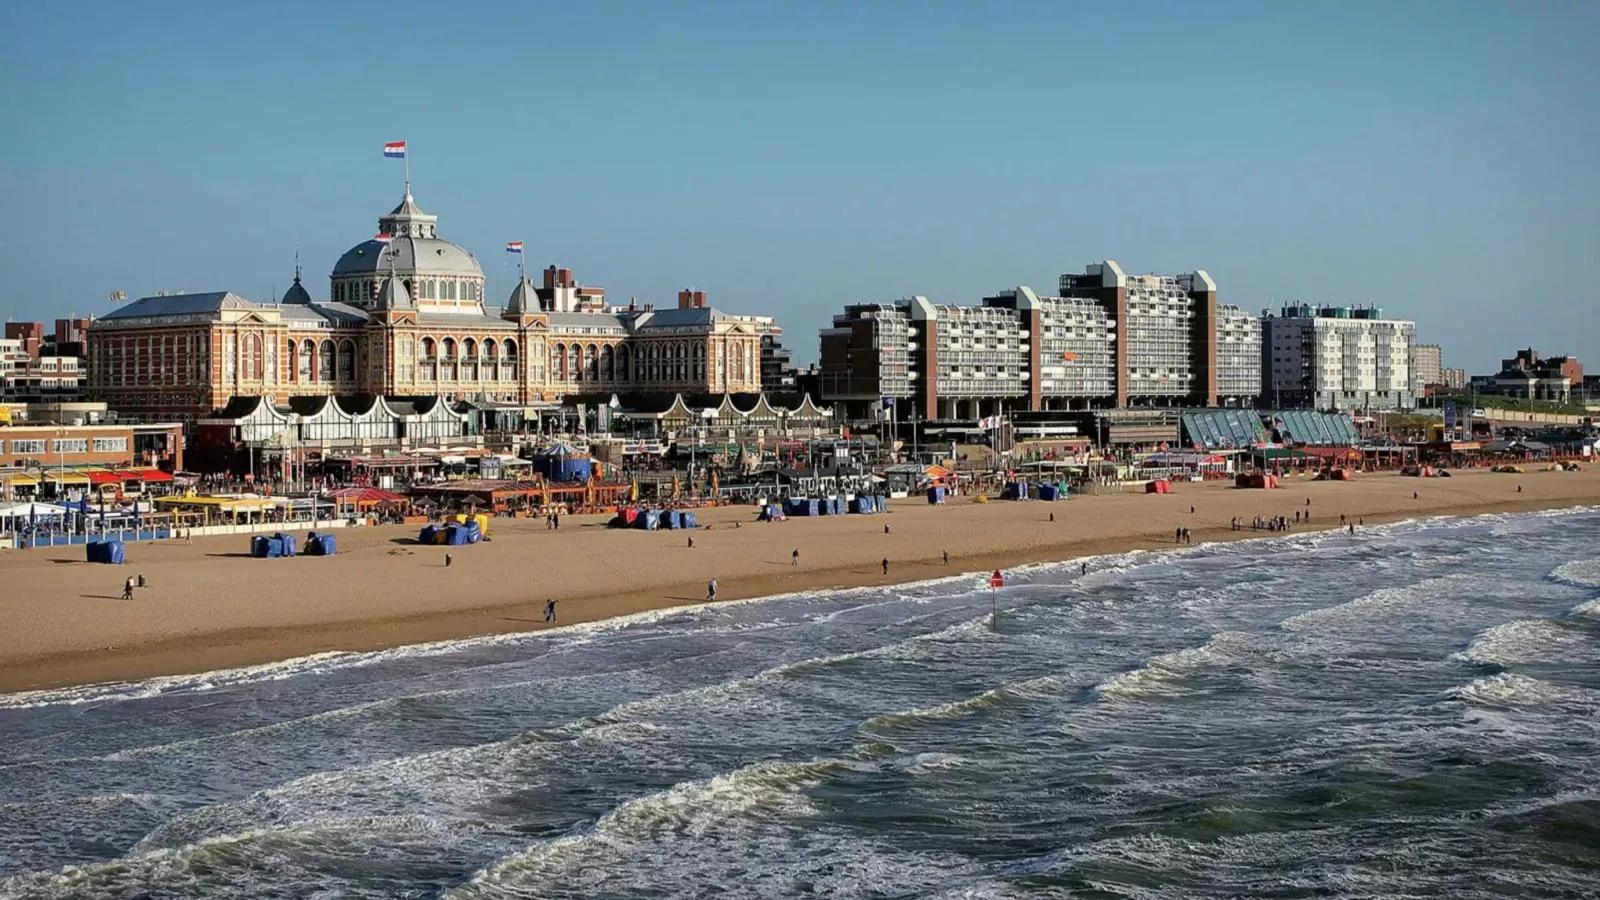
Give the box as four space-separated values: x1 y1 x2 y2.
2 466 1596 693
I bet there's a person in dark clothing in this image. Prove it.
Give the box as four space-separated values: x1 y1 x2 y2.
707 578 718 602
792 548 800 566
544 598 558 623
943 550 950 565
881 558 890 576
444 553 453 568
1081 562 1088 576
122 577 134 601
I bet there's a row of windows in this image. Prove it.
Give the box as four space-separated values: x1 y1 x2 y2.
0 437 127 454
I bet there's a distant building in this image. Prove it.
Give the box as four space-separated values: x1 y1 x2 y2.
818 260 1260 420
1262 304 1417 411
0 338 84 403
0 420 183 471
1413 344 1444 388
1471 348 1582 402
759 331 797 392
1442 367 1467 390
84 189 779 422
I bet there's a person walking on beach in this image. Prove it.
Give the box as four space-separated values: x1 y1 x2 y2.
881 558 890 576
1175 526 1183 544
1048 512 1055 522
883 523 891 534
943 550 950 566
792 548 800 566
687 535 695 549
544 598 557 623
707 578 718 602
1081 561 1088 576
444 552 453 568
122 576 134 601
1349 523 1356 535
1189 505 1195 515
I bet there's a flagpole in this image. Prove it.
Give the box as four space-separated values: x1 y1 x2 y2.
404 146 411 195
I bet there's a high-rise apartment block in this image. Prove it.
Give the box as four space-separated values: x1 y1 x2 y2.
818 260 1261 419
1262 304 1416 411
1413 343 1444 388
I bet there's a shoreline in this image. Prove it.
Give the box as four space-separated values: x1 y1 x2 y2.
2 470 1596 696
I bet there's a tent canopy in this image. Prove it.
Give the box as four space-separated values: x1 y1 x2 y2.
0 501 72 517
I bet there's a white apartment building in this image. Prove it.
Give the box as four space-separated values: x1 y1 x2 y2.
915 297 1030 401
1263 304 1416 411
1215 304 1263 404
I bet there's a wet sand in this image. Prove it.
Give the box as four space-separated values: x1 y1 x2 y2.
2 466 1596 693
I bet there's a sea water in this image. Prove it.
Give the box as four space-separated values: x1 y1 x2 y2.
1 509 1597 898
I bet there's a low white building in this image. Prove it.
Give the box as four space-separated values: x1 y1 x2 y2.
1263 304 1416 411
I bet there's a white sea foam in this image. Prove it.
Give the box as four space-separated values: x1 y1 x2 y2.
446 756 846 897
1449 672 1600 711
1456 618 1593 666
1551 559 1600 589
1279 574 1470 632
1092 631 1256 702
1573 598 1600 620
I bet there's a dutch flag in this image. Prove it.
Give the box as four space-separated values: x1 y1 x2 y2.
374 232 392 244
383 141 407 159
505 241 523 254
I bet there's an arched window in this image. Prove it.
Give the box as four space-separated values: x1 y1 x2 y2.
287 341 299 382
601 344 614 381
318 340 335 382
300 339 315 380
242 333 262 380
552 342 566 380
585 343 599 381
337 339 356 381
745 342 755 386
568 344 581 382
441 338 458 380
616 344 630 381
420 337 437 359
463 338 478 380
502 339 519 378
693 343 706 382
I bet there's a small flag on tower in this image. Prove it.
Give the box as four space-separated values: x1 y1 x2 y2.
505 241 523 254
383 141 407 158
374 232 392 244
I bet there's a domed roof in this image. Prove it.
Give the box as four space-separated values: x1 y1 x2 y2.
331 190 483 280
375 275 414 310
505 274 539 317
281 272 313 305
332 237 484 278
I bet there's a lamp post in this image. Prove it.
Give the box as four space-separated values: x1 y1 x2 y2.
54 427 68 501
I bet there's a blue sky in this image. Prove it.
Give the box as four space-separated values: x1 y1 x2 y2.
2 0 1596 371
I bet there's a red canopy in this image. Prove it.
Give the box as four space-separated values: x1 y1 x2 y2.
329 487 408 505
88 472 122 486
132 469 174 482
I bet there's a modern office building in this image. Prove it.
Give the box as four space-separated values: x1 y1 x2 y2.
1442 367 1467 390
1413 343 1444 388
818 260 1261 419
84 189 781 422
1262 304 1417 411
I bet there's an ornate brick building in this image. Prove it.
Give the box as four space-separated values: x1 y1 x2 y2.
86 190 779 421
